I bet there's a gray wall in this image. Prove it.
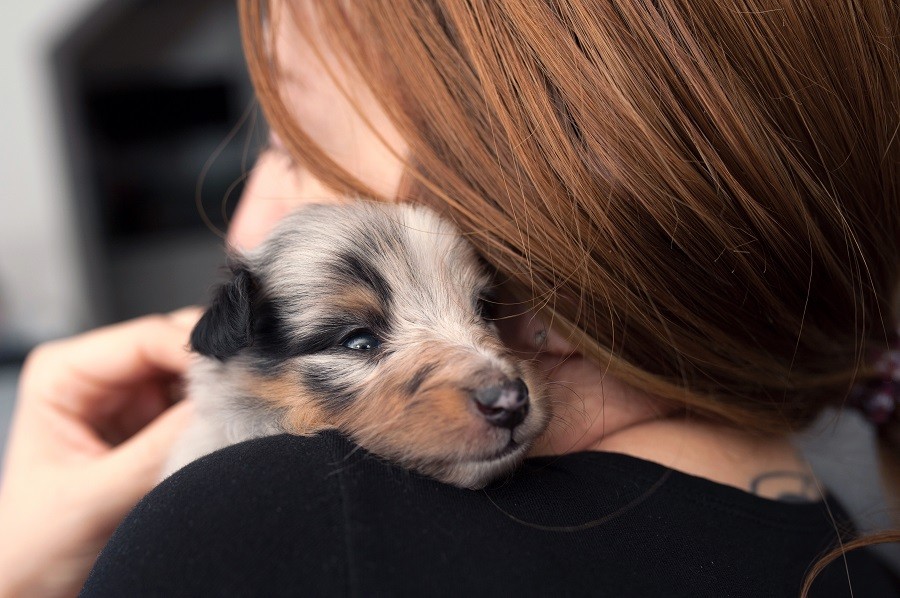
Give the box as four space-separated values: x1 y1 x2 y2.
0 0 100 349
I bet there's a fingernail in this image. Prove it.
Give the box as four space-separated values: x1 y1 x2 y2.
168 307 202 327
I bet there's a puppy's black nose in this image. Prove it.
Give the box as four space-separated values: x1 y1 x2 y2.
474 378 529 429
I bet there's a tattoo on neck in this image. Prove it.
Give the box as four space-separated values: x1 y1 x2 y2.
749 470 820 502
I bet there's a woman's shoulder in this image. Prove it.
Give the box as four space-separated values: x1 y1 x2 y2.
82 432 897 597
83 433 357 596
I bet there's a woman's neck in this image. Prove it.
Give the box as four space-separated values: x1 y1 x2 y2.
517 333 821 503
593 417 822 503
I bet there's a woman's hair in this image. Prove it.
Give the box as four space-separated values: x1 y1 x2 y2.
242 0 900 434
240 1 900 589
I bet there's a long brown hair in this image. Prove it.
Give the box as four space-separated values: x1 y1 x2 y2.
240 0 900 591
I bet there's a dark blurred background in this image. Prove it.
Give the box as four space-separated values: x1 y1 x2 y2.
1 0 262 359
55 0 260 327
0 0 261 446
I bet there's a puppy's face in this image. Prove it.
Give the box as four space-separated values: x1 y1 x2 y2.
192 203 549 488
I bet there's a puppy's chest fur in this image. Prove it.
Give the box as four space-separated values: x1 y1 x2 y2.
164 202 549 489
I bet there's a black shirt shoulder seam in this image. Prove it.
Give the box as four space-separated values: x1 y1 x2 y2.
333 436 357 598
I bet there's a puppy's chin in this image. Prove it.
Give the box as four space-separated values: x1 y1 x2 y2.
386 397 551 489
416 441 532 489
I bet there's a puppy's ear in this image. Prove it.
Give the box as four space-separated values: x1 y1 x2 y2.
191 264 257 360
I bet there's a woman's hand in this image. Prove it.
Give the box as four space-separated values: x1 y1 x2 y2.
0 310 199 597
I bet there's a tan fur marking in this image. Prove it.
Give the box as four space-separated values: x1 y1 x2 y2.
331 340 527 466
243 372 333 434
331 285 384 316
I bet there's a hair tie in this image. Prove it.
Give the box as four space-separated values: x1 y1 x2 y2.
849 334 900 428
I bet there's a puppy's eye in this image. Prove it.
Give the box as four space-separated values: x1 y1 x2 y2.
475 295 497 321
341 329 381 351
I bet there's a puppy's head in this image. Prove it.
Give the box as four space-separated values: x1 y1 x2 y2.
192 202 549 488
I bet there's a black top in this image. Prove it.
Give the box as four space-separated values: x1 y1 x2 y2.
82 432 898 597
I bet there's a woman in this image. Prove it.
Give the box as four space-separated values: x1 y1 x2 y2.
2 1 899 595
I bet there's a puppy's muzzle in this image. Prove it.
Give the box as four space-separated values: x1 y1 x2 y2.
473 378 530 429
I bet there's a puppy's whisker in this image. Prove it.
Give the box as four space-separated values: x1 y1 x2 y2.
546 401 587 419
546 418 577 436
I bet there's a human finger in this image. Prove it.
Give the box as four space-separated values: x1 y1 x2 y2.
19 313 197 415
94 381 179 446
167 306 204 328
102 399 195 509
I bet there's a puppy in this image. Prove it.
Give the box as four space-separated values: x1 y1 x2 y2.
165 202 549 488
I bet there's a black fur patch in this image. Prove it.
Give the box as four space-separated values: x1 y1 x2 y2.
332 250 393 307
249 296 298 366
191 267 256 360
405 363 438 395
300 364 358 415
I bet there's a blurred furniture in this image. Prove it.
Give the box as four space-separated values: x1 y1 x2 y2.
52 0 259 323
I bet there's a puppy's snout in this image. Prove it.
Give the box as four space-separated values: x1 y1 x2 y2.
473 378 529 429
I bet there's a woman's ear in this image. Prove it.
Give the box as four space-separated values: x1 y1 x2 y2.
190 264 258 360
